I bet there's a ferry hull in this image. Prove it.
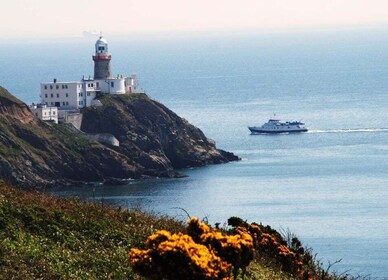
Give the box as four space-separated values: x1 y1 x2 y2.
248 127 308 134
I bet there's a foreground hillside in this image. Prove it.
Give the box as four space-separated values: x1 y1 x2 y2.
0 182 292 279
0 182 355 280
0 86 237 187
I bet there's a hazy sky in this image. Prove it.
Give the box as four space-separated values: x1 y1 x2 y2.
3 0 388 38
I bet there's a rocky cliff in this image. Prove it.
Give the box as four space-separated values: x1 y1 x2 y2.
81 93 239 177
0 87 238 187
0 87 142 188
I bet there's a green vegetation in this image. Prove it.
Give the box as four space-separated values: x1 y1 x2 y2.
96 93 148 107
0 182 182 279
0 86 25 105
0 182 365 279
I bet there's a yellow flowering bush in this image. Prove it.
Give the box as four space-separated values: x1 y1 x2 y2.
129 218 255 279
247 223 309 278
187 218 254 278
129 230 231 280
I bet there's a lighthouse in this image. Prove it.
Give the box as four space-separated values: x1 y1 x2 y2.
38 36 143 118
93 36 112 79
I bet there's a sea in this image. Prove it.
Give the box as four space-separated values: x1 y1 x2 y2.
1 27 388 278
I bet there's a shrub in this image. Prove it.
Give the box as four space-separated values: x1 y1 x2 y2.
188 218 254 279
129 217 255 280
129 230 231 280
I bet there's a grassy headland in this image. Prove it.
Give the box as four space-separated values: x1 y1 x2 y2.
0 182 361 279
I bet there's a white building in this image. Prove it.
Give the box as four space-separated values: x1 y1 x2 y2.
39 36 142 113
29 104 58 124
40 80 97 109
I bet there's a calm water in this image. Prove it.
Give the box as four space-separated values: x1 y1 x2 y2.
1 28 388 277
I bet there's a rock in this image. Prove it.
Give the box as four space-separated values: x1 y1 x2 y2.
0 86 239 188
81 93 240 175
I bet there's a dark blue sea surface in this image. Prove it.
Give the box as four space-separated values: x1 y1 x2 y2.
2 28 388 277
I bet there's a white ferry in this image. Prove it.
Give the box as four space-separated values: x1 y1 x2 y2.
248 119 308 134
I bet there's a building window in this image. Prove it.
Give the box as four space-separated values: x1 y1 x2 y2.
87 92 90 96
111 81 114 87
51 102 54 106
53 111 56 115
35 113 38 116
50 94 53 98
44 85 47 90
56 93 59 98
62 85 65 89
66 102 69 105
66 93 68 97
56 85 59 89
50 85 53 89
96 82 99 88
62 102 66 106
45 94 48 98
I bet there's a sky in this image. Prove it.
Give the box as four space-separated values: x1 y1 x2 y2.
2 0 388 38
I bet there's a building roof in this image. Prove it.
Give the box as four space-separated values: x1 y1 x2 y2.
96 36 108 45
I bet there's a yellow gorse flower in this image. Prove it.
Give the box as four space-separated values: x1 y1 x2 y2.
129 228 231 279
129 218 256 279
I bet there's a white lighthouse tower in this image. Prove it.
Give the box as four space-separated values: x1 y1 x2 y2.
93 36 112 79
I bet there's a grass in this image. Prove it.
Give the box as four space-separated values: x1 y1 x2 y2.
0 182 184 279
0 182 369 279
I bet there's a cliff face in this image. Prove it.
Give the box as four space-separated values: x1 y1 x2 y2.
81 94 238 177
0 86 238 187
0 86 141 187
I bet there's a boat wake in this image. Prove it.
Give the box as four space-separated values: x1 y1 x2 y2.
308 128 388 134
